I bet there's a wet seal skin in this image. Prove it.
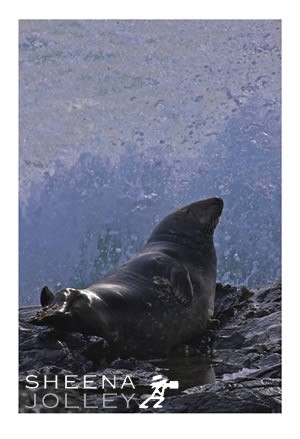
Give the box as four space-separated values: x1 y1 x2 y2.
30 197 224 358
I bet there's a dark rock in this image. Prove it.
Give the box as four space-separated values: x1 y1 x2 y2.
143 378 281 413
214 332 245 349
19 281 281 413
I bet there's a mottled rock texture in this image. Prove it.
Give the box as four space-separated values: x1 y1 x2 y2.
19 281 281 413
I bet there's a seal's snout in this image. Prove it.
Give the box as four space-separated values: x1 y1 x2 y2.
187 197 224 234
192 197 224 216
211 197 224 215
212 197 224 207
207 196 224 208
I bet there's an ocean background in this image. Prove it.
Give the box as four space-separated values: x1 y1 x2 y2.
19 20 281 305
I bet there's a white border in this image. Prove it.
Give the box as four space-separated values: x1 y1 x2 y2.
15 0 284 19
1 0 299 437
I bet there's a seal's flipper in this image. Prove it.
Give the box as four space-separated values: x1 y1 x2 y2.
30 288 96 333
40 286 54 307
169 264 194 306
29 308 72 327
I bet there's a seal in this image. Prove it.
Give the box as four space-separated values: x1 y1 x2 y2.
30 197 224 358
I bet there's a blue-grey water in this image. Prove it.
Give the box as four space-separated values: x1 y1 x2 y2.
19 20 281 305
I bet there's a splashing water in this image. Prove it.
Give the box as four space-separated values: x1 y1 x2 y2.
19 20 281 305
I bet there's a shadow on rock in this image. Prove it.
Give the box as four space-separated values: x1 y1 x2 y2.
19 281 281 413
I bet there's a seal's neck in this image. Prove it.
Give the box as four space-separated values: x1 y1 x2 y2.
146 231 214 250
144 238 216 273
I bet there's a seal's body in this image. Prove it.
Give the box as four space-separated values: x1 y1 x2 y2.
30 197 223 358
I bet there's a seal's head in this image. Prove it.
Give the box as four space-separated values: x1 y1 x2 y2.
147 197 224 245
186 197 224 233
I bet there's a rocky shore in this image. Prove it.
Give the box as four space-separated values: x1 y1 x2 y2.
19 281 281 413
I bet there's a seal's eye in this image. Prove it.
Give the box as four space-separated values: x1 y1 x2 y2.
180 207 190 216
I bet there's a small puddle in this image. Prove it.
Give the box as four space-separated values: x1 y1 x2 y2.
150 353 216 393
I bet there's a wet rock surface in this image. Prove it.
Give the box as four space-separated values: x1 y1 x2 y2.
19 281 281 413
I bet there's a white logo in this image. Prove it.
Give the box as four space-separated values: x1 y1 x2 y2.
139 375 179 409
